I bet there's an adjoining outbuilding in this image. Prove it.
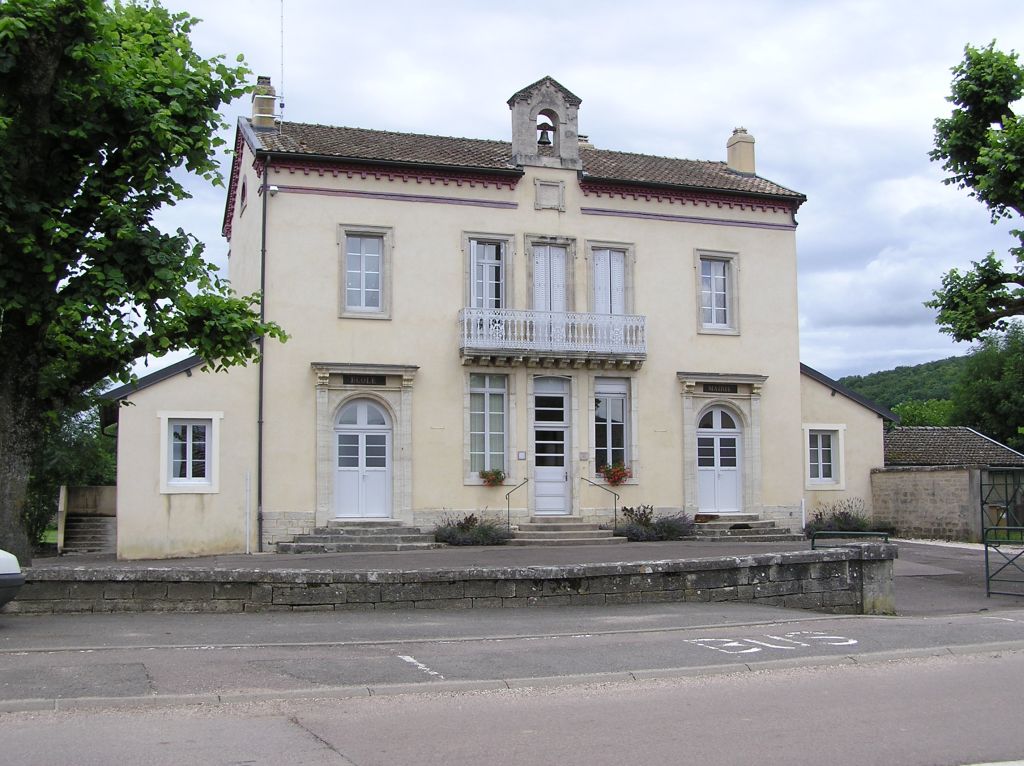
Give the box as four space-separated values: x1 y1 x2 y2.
872 426 1024 541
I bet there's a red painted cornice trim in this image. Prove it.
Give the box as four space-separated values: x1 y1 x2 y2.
579 179 802 215
266 157 520 191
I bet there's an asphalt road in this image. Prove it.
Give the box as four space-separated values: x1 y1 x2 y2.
2 540 1024 765
3 650 1024 766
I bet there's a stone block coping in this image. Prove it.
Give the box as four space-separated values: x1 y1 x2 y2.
7 544 897 616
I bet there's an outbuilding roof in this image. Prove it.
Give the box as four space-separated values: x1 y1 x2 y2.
884 426 1024 468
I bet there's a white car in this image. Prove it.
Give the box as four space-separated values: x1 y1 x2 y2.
0 548 25 609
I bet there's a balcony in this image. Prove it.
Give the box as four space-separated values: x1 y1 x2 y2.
459 307 646 369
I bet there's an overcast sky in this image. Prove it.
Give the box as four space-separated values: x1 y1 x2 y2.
154 0 1024 380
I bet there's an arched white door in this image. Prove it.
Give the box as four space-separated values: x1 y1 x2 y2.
697 407 742 514
334 399 392 518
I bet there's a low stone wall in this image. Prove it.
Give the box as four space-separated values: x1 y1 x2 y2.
7 545 896 616
871 466 981 542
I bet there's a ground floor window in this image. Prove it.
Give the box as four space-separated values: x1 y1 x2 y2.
594 378 628 473
469 373 507 473
159 411 222 493
804 424 845 489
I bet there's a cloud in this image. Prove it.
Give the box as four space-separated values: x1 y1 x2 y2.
153 0 1024 379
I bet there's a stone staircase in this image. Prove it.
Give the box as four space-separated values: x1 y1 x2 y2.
276 520 445 553
508 516 627 546
691 513 804 543
62 515 117 554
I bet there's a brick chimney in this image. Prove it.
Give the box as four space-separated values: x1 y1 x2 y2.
727 127 755 174
251 75 277 129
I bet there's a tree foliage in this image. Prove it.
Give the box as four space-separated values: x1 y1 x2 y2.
927 42 1024 341
890 399 956 427
950 321 1024 450
0 0 286 561
23 403 116 544
839 356 968 410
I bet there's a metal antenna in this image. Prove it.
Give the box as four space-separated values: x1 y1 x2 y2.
278 0 286 130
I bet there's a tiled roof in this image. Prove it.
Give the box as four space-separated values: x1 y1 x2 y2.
249 121 805 201
884 426 1024 468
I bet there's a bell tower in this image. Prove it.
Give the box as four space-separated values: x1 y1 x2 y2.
508 76 583 170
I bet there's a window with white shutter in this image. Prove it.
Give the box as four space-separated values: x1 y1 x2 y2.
593 248 626 315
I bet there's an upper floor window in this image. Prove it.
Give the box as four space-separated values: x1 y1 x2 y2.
471 239 505 309
593 248 626 315
697 251 738 334
339 225 392 319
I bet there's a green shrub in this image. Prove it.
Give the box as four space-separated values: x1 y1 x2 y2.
615 505 694 541
434 513 512 546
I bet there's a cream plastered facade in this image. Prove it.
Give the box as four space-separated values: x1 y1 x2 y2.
800 372 887 515
111 82 888 558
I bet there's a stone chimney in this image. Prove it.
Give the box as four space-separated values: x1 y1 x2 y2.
251 75 277 129
726 127 755 174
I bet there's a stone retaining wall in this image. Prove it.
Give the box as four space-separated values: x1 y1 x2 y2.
7 545 896 616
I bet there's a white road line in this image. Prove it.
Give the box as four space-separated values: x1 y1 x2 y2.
397 654 445 679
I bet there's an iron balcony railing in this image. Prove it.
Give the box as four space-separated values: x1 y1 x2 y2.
459 307 647 357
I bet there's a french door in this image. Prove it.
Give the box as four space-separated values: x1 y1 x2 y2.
335 399 392 518
697 407 742 514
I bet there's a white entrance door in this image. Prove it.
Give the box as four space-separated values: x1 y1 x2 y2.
335 399 391 518
534 377 570 515
697 407 742 514
533 244 567 345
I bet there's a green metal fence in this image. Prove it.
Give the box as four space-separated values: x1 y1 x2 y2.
981 470 1024 597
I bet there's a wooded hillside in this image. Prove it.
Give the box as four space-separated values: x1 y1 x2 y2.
838 356 968 410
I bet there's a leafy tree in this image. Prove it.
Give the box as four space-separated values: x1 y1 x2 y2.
0 0 286 562
951 321 1024 449
927 42 1024 341
891 399 956 427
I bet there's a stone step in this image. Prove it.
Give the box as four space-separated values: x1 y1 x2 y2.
695 533 806 543
276 541 446 553
294 533 436 544
506 536 628 547
517 522 603 532
513 529 614 540
693 526 793 537
693 513 761 523
693 520 778 531
63 517 117 554
325 519 411 529
317 528 430 536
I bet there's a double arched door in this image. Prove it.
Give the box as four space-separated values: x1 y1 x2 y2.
334 399 391 518
697 406 742 513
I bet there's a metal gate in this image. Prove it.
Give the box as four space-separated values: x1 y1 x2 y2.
981 469 1024 597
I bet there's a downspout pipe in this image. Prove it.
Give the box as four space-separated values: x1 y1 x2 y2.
257 157 269 552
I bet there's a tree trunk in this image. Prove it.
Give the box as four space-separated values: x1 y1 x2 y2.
0 375 38 565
